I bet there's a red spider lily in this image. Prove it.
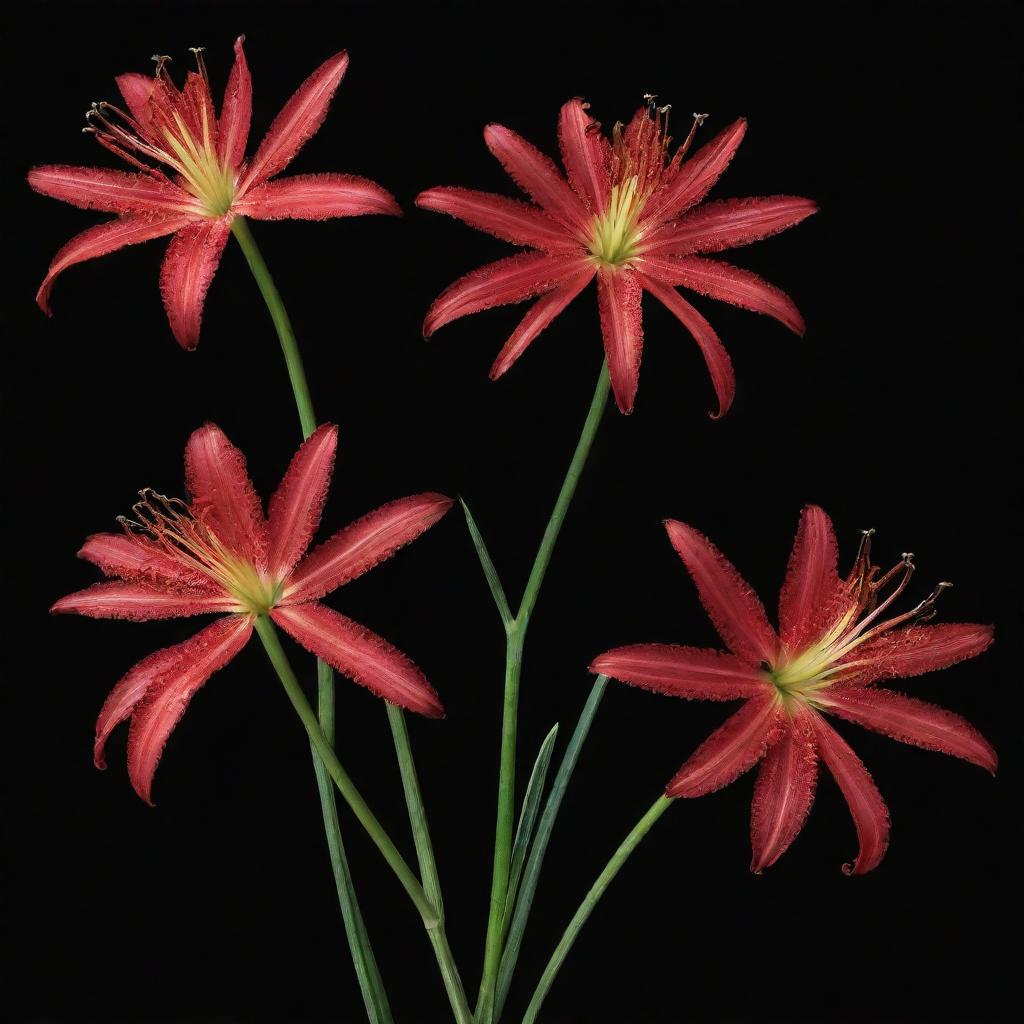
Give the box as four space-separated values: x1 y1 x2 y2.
29 39 400 349
417 98 816 415
52 423 451 803
592 506 995 874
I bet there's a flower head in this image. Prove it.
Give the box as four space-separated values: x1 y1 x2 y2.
53 423 451 803
29 39 400 349
592 506 995 874
417 98 816 415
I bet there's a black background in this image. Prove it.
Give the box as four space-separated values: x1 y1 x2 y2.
3 2 1019 1021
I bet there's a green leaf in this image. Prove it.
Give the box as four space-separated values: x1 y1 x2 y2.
460 498 514 631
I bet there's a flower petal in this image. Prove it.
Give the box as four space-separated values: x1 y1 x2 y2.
416 186 578 251
642 255 805 335
219 36 252 168
643 196 818 257
591 644 769 701
813 715 890 875
841 624 994 685
489 269 594 379
240 51 349 191
126 615 253 803
423 252 592 337
237 172 400 219
635 271 734 418
483 123 590 234
51 581 236 620
645 118 747 225
667 694 781 797
750 713 818 872
158 218 231 350
28 166 195 216
272 603 443 717
78 532 217 591
778 505 846 653
557 97 610 212
267 424 338 579
664 519 778 665
285 493 452 603
115 72 155 126
35 215 192 314
184 423 268 567
818 687 997 773
597 267 644 414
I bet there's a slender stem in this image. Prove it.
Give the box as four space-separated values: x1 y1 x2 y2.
521 795 675 1024
233 215 392 1020
476 360 611 1022
231 215 317 437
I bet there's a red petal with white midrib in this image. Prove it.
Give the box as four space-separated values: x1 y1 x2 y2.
664 520 778 666
667 695 781 798
159 219 231 350
219 36 252 169
126 616 253 803
813 715 890 875
819 687 997 773
591 644 769 701
839 623 994 685
51 581 236 620
597 267 644 415
267 424 338 579
238 173 401 219
285 493 452 603
557 98 610 212
28 166 196 216
240 51 349 191
78 532 218 592
750 715 819 872
272 602 443 718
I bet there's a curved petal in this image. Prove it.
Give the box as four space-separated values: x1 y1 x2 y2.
750 713 818 872
642 255 805 335
219 36 252 168
597 267 644 414
813 715 890 875
237 173 401 219
664 520 778 665
78 532 217 592
636 271 734 419
557 98 610 212
51 581 236 620
28 166 195 216
643 196 818 257
778 505 846 653
818 687 996 773
667 694 781 798
115 72 155 126
285 493 452 603
841 623 994 685
126 615 253 803
272 602 443 717
489 268 594 379
591 644 769 701
159 218 231 350
423 251 591 336
35 215 192 314
184 423 268 568
240 51 349 191
483 123 590 234
644 118 747 225
416 186 578 252
267 424 338 579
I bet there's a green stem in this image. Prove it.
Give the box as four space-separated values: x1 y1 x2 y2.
254 616 473 1024
232 215 391 1021
476 360 611 1022
521 795 674 1024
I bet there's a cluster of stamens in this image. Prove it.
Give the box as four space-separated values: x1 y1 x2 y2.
83 49 237 216
588 97 708 266
769 529 953 704
119 489 279 614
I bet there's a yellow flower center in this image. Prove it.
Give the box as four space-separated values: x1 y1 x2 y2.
589 176 646 266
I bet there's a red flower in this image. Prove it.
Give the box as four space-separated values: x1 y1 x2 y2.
417 99 816 415
52 423 451 803
29 39 400 349
592 506 995 874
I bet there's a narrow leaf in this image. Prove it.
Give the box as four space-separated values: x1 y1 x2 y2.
460 498 514 629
